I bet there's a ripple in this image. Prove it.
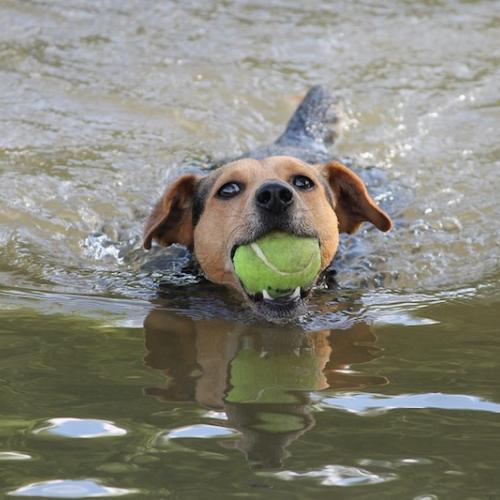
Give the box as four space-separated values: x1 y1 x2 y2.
373 310 439 326
0 451 31 461
358 457 432 469
7 480 137 498
162 424 238 440
202 411 228 421
271 465 397 487
317 392 500 415
32 418 127 439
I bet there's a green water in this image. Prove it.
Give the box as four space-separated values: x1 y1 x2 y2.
1 0 500 498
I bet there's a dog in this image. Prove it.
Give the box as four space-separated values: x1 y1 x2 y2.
143 86 392 320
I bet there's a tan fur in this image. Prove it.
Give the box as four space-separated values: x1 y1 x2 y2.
194 157 341 290
144 156 392 297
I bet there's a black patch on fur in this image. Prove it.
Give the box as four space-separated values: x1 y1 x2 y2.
192 172 221 226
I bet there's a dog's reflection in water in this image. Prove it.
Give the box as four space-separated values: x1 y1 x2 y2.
143 308 387 468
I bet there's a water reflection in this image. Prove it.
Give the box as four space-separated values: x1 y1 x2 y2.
8 479 137 498
143 307 387 468
32 418 127 439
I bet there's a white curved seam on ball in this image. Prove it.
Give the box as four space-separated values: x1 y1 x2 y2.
250 242 314 276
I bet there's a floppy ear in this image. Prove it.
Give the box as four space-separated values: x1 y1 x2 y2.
320 161 392 234
143 174 199 250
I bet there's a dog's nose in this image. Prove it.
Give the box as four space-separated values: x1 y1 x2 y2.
255 182 294 213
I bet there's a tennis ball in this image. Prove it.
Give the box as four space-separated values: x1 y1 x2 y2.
232 231 321 298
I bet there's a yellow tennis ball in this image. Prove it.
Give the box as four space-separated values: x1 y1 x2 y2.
232 231 321 298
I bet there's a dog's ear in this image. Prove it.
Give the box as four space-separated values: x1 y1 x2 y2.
320 161 392 234
143 174 199 249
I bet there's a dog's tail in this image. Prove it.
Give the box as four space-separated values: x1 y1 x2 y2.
274 85 340 149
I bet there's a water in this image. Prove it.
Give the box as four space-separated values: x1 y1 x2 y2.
1 0 500 498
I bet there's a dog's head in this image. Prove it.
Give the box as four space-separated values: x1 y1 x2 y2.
144 156 391 319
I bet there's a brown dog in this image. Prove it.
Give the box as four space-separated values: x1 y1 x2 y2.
143 87 392 319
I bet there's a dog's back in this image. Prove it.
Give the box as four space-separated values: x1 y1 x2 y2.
223 85 341 166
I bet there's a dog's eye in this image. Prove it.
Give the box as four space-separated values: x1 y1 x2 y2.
292 175 315 190
217 182 242 199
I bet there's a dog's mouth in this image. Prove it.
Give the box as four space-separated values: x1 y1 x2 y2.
241 285 312 321
230 235 318 321
245 286 312 304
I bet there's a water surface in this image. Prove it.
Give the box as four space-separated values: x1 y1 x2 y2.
1 1 499 498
